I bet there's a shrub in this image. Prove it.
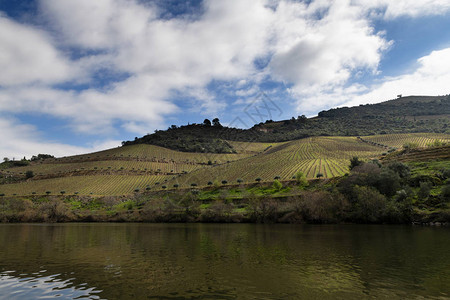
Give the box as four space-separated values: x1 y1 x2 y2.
25 170 34 179
441 184 450 201
403 142 418 150
387 161 410 179
298 191 348 223
295 171 308 188
272 180 282 191
418 182 432 200
352 186 388 223
316 173 324 178
441 168 450 180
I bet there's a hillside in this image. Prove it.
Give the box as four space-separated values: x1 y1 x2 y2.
1 95 450 197
1 133 449 196
123 95 450 153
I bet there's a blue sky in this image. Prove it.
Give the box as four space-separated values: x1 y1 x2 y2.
1 0 450 158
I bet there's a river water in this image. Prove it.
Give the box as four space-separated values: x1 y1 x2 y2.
0 223 449 299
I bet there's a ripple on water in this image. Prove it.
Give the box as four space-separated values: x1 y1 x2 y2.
0 271 103 300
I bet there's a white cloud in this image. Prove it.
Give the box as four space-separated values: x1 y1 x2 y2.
0 76 179 134
354 0 450 19
0 118 121 159
1 0 450 159
0 15 79 86
342 47 450 107
270 0 390 95
298 47 450 114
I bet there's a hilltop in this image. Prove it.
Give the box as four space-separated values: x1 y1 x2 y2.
123 95 450 153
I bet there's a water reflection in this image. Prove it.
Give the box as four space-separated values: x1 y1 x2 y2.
0 224 449 299
0 270 102 300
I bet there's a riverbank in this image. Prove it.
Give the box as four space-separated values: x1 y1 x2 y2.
1 192 449 225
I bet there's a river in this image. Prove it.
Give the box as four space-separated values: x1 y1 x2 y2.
0 223 449 299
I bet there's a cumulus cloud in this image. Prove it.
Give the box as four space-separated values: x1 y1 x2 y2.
355 0 450 19
341 47 450 107
0 15 79 86
1 0 450 157
298 47 450 114
270 0 390 94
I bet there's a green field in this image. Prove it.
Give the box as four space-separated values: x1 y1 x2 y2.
166 136 382 187
54 143 266 164
1 133 449 196
0 175 175 196
361 133 450 149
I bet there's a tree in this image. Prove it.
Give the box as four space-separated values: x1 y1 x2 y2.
203 119 212 126
3 157 9 162
387 161 410 179
349 156 363 170
212 118 222 127
352 186 387 223
221 180 228 185
255 177 262 183
237 178 243 184
60 191 66 195
316 173 324 179
46 191 51 195
25 170 34 179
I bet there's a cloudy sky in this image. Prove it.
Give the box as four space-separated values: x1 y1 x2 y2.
1 0 450 158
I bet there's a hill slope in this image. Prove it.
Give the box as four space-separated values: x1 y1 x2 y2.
1 133 449 196
123 95 450 153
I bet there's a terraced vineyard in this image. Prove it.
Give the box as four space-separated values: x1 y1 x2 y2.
166 136 383 187
0 175 174 196
53 143 262 164
2 160 202 176
0 141 281 196
361 133 450 149
2 133 449 196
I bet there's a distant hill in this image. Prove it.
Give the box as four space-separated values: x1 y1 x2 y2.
123 95 450 153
